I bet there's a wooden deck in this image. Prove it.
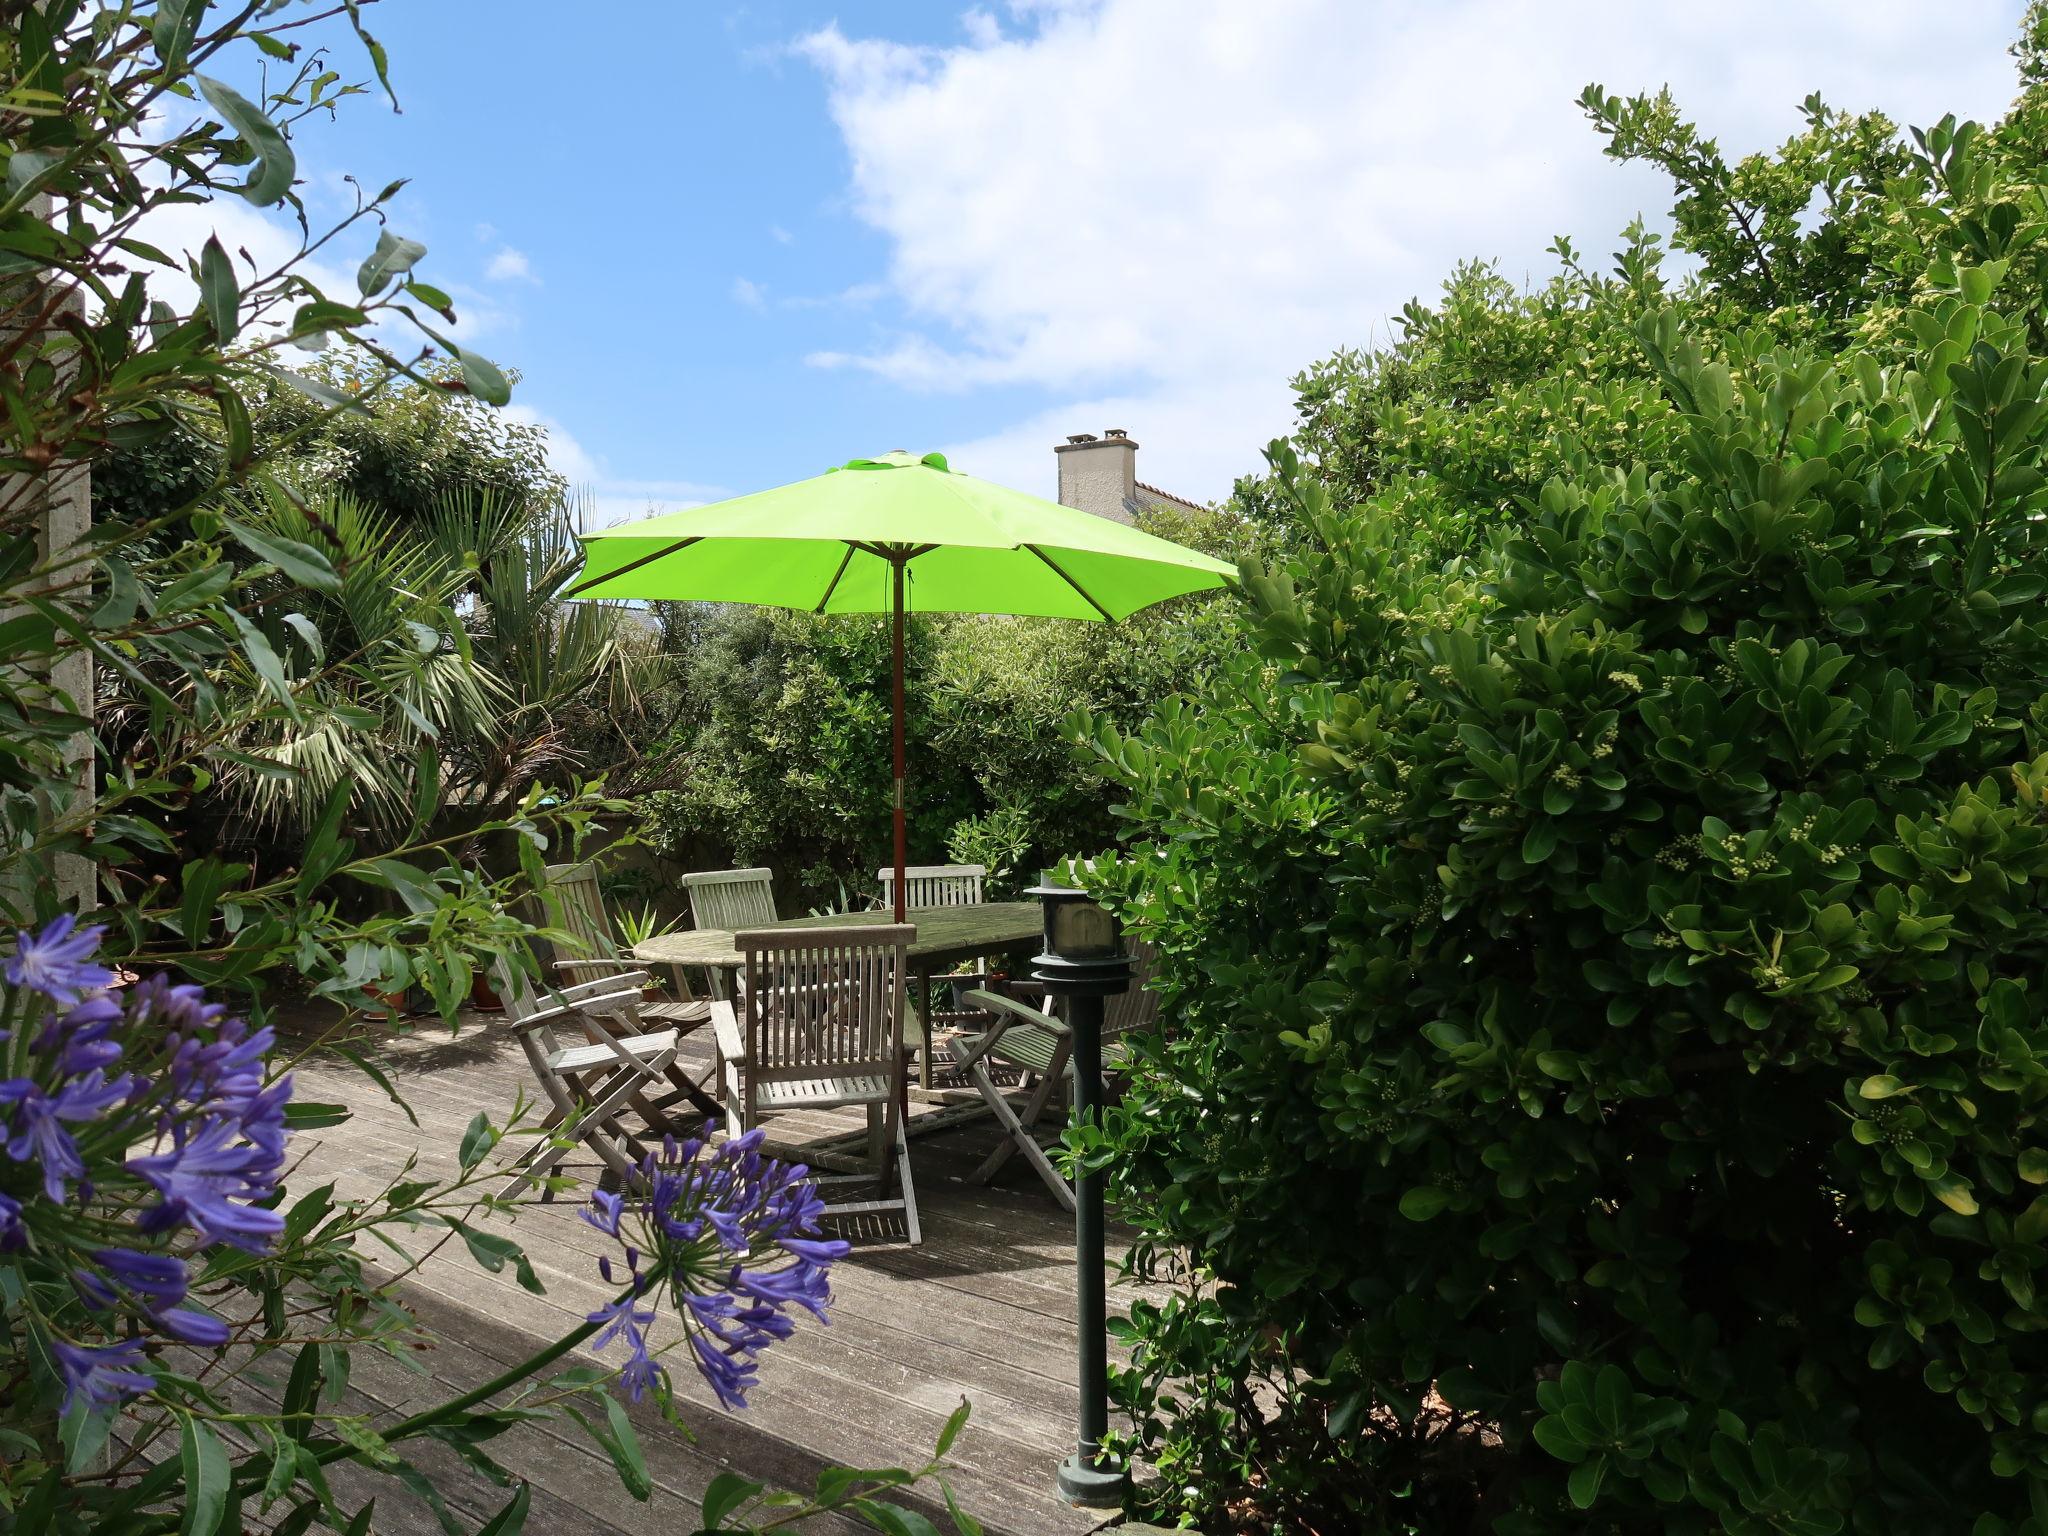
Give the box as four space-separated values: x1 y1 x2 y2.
280 1006 1148 1536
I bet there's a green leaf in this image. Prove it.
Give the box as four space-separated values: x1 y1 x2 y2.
358 229 428 295
458 1111 497 1172
195 75 296 205
700 1472 761 1532
2019 1149 2048 1185
260 1427 298 1512
1567 1453 1608 1509
1859 1075 1909 1100
178 1413 231 1536
282 1342 323 1437
225 517 341 590
1593 1364 1630 1434
342 0 399 108
1531 1414 1587 1464
230 612 299 718
1399 1186 1450 1221
452 1223 543 1294
851 1500 943 1536
934 1398 970 1458
940 1481 983 1536
476 1484 531 1536
282 1102 352 1130
455 346 511 407
261 364 372 415
61 1403 114 1475
199 235 239 343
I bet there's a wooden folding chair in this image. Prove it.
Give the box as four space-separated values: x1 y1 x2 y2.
536 861 718 1119
493 967 684 1201
683 866 777 930
709 924 922 1244
878 863 992 1080
949 940 1162 1211
876 863 985 910
682 868 778 1003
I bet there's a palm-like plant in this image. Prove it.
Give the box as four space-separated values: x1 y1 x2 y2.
431 491 673 815
112 487 671 850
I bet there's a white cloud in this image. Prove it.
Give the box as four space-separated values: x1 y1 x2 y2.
731 275 770 310
132 193 360 341
485 246 537 283
770 224 796 244
781 280 887 312
503 404 726 529
799 0 2028 501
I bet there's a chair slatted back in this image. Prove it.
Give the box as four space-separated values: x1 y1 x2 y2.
543 861 616 966
1104 939 1164 1043
492 954 572 1058
878 864 985 909
736 924 911 1084
684 867 777 932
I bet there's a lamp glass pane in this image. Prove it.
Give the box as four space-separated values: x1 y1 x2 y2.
1050 901 1119 958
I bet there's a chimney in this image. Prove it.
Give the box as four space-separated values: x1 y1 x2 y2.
1055 428 1138 525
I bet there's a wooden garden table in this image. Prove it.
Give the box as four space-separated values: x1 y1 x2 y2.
632 901 1044 1092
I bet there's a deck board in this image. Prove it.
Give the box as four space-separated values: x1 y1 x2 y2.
279 1008 1143 1536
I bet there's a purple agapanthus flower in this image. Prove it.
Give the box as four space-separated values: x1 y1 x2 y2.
580 1123 849 1410
129 1115 287 1252
1 1070 137 1200
52 1338 155 1415
5 915 116 1007
1 917 297 1422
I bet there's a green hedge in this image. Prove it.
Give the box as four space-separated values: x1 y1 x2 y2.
1075 55 2048 1536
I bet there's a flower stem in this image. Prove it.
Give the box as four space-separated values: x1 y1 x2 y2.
315 1286 629 1465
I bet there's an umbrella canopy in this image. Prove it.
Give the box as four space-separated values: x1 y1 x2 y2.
567 450 1237 917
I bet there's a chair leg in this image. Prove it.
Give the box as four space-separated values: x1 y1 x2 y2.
967 1058 1074 1211
875 1090 902 1201
974 1057 1066 1182
894 1107 922 1245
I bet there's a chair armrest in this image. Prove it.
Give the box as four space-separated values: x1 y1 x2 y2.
509 984 646 1033
952 988 1067 1068
553 957 636 976
709 999 747 1066
962 988 1067 1036
548 972 651 1006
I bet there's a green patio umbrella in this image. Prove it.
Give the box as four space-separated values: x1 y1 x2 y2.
565 449 1236 920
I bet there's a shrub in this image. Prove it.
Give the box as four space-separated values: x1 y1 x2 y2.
1074 40 2048 1535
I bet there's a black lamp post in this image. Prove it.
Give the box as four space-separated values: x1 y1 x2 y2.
1029 866 1134 1508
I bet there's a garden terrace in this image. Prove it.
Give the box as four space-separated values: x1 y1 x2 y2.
280 1006 1150 1536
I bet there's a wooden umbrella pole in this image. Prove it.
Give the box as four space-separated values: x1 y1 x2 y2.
891 550 908 924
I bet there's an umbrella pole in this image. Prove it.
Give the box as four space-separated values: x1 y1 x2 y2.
891 551 907 925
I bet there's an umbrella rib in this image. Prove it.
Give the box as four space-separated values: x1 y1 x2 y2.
813 544 857 613
564 536 702 599
1024 544 1117 622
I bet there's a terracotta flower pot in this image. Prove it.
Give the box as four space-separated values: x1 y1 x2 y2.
363 987 408 1020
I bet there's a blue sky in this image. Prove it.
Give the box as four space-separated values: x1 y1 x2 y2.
253 1 2032 523
291 2 1039 522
